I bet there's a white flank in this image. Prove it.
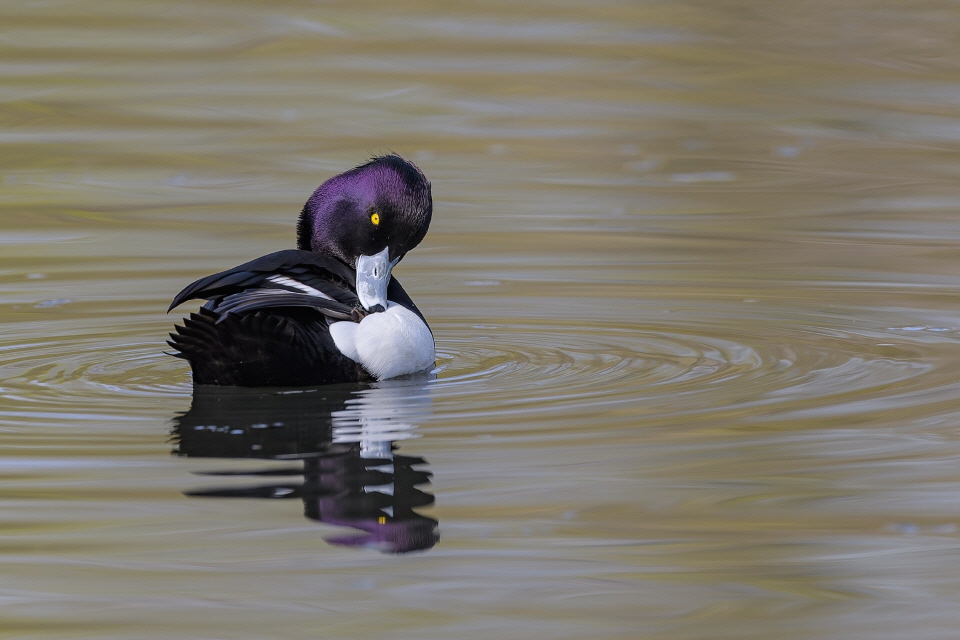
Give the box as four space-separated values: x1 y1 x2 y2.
267 274 332 298
328 321 360 362
328 303 435 380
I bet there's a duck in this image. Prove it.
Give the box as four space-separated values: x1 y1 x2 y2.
167 154 435 387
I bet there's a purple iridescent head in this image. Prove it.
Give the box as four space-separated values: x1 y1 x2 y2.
296 154 432 267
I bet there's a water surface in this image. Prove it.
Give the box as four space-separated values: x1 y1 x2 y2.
3 1 960 638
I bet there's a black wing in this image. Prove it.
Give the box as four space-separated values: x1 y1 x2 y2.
212 290 355 321
168 249 360 316
168 248 429 326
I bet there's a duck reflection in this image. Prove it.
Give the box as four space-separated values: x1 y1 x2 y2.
171 375 438 554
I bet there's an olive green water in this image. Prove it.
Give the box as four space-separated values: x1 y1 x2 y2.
4 1 960 638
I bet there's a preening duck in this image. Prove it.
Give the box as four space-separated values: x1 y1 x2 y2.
167 154 435 387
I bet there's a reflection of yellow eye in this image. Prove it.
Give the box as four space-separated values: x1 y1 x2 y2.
371 212 380 225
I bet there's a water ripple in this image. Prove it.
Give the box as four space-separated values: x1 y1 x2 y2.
430 318 955 424
0 311 953 431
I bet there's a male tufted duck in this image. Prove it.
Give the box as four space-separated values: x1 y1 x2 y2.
168 154 435 387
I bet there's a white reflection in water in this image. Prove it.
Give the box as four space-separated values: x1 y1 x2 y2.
331 376 435 457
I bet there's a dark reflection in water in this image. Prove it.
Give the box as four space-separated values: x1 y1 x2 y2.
170 376 438 554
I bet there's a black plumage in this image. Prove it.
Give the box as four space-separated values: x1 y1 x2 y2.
167 250 425 387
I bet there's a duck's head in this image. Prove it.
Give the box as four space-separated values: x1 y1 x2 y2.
297 154 432 312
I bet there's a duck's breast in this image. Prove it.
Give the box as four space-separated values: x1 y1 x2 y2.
329 302 435 380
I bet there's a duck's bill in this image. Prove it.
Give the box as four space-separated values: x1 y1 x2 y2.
356 247 400 313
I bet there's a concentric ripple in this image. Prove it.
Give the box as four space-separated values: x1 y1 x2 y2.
429 315 958 428
0 315 190 425
1 306 956 434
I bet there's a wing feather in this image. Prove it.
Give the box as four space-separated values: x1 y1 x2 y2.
168 250 359 312
214 290 355 321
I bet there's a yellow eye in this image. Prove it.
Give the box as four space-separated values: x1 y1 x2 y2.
371 212 380 225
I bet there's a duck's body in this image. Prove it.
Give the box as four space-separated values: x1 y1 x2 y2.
168 155 435 387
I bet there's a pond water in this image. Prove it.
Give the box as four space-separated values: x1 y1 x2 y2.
4 1 960 638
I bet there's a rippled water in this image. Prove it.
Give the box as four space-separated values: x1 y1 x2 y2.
4 1 960 638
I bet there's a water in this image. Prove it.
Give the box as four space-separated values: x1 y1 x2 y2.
3 1 960 638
